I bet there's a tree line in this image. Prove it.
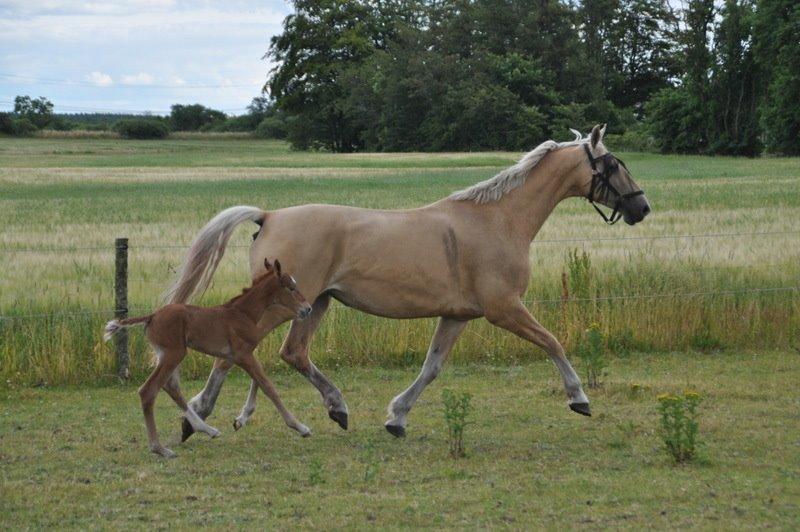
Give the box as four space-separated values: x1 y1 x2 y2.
0 96 288 139
265 0 799 155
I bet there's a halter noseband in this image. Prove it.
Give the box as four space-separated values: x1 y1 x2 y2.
583 144 644 225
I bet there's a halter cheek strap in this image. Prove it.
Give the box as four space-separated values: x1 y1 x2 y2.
583 144 644 225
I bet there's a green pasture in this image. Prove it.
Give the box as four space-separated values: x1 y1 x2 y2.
1 137 799 386
1 353 798 529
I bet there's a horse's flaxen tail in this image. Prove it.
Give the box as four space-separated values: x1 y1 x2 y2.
103 315 152 341
162 206 265 305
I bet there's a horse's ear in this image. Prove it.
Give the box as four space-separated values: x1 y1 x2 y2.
590 124 605 149
274 259 282 277
264 258 272 271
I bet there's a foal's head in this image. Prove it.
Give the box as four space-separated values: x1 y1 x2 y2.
259 258 312 320
578 124 651 225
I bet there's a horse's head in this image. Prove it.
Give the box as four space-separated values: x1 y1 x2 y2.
263 258 312 320
578 124 651 226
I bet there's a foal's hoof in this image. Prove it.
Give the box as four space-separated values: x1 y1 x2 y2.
181 418 196 442
233 419 243 431
569 402 592 417
152 446 177 459
385 423 406 438
328 410 348 430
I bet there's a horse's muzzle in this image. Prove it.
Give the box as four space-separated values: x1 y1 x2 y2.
622 194 651 225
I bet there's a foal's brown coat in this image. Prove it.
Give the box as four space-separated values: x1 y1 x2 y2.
104 259 312 457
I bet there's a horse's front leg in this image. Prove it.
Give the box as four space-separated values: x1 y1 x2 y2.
181 357 234 442
280 294 350 429
233 294 349 431
486 299 590 415
385 317 467 437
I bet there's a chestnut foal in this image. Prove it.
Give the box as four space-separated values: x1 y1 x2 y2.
104 259 313 458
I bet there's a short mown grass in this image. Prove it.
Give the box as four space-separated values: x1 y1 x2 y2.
1 352 798 528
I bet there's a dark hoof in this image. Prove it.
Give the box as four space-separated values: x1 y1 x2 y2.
181 418 196 442
569 402 592 417
385 424 406 438
328 410 348 430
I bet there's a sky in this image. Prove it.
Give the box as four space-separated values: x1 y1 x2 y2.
0 0 291 115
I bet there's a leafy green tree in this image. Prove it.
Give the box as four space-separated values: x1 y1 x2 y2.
267 0 379 151
708 0 761 155
13 95 54 128
169 104 226 131
753 0 800 154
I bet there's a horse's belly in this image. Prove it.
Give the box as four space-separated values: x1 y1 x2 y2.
327 282 482 320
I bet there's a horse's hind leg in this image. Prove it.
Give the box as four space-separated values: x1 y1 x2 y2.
236 351 311 437
182 357 234 442
279 294 349 429
385 318 467 437
164 370 220 438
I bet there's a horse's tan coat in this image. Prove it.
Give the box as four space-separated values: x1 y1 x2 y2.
171 126 650 438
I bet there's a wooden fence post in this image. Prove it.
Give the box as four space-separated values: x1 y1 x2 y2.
115 237 130 380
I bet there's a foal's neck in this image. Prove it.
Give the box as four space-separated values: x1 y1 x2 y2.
228 274 278 323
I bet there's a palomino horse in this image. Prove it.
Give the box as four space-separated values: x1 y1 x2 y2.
105 259 313 457
168 124 650 440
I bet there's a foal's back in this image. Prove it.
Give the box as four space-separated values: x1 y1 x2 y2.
146 303 237 357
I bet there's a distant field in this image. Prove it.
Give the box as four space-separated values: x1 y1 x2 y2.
1 137 799 385
1 354 798 528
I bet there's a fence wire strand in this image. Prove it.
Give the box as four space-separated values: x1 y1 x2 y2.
2 229 799 254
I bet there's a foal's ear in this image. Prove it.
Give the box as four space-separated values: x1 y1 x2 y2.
590 123 606 149
264 258 272 271
274 259 282 277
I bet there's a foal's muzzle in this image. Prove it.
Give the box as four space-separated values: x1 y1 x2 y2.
297 304 312 320
621 194 651 225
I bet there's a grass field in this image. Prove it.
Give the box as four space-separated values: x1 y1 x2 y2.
1 137 799 386
1 352 798 528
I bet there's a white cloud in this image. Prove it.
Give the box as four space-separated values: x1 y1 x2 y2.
120 72 154 85
167 76 186 86
86 71 113 86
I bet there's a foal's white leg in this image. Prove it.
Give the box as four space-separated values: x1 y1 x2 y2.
182 359 233 441
163 369 221 438
183 405 221 438
233 380 259 430
386 318 467 437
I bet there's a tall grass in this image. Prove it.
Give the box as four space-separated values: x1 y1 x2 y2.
1 138 798 386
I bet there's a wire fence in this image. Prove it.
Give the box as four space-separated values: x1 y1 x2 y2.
2 229 799 253
2 229 798 380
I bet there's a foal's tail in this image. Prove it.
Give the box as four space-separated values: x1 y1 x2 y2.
162 206 265 304
103 315 152 341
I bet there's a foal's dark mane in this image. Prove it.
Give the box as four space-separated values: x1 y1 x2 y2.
223 270 278 307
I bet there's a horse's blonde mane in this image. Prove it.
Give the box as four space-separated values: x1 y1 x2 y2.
449 131 594 204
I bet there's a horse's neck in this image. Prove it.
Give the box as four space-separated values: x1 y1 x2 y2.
493 150 581 242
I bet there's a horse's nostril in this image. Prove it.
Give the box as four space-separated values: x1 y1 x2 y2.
642 204 651 216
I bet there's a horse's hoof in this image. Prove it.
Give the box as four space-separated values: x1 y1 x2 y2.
328 410 348 430
385 423 406 438
569 402 592 417
181 418 196 442
233 419 242 431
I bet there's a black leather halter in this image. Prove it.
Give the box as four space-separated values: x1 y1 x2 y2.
583 144 644 225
